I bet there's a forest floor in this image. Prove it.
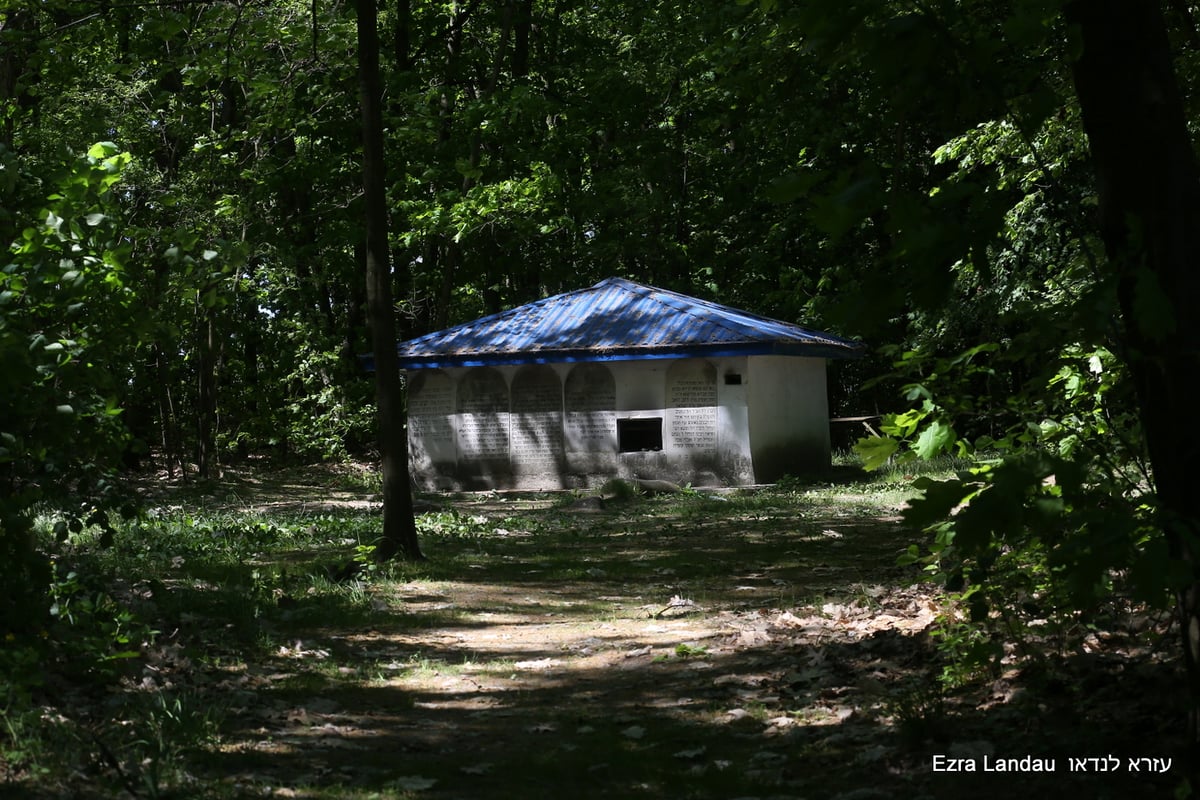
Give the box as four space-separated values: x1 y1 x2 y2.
3 463 1190 799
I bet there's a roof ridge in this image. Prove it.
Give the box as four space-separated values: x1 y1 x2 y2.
391 276 863 369
401 280 603 347
618 279 830 343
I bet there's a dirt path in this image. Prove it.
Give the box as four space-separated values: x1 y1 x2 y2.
112 472 1182 799
158 483 940 799
206 582 941 799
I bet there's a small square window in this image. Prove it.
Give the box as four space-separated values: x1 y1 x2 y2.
617 417 663 452
724 373 743 385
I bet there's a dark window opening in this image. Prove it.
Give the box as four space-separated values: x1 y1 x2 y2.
724 372 743 386
617 417 663 452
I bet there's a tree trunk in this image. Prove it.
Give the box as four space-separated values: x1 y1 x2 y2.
154 344 182 480
242 263 261 460
196 307 217 480
0 11 25 149
355 0 423 561
393 0 413 71
1067 0 1200 763
512 0 532 78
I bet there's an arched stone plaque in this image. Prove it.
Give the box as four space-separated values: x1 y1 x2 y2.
510 365 564 483
667 360 717 453
407 370 456 485
564 363 616 452
456 367 510 463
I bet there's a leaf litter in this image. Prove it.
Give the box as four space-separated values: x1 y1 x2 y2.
35 474 1188 799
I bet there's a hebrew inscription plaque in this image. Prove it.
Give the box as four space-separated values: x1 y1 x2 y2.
564 363 617 452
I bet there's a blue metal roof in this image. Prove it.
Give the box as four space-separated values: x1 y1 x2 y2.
394 277 864 369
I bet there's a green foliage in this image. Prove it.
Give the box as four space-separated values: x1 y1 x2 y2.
45 560 153 680
928 611 1004 688
672 642 709 659
848 72 1155 623
125 691 226 798
1 682 223 797
1 552 160 791
860 334 1162 657
821 0 1169 659
599 478 642 502
1 143 138 487
878 678 948 745
415 510 495 551
0 699 56 785
272 331 376 460
1 142 146 652
352 541 382 579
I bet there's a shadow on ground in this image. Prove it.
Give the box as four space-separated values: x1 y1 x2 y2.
200 628 1184 800
177 491 1188 799
22 478 1186 800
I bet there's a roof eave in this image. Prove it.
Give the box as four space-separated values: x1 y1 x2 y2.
392 340 865 370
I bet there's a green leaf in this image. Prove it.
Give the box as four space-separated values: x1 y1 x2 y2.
903 477 974 527
914 420 955 459
87 142 120 159
854 435 899 471
896 543 923 566
882 407 928 437
903 383 932 402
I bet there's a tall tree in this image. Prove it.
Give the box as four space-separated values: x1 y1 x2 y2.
354 0 422 560
775 0 1200 766
1067 0 1200 752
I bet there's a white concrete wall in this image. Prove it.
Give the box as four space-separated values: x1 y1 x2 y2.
746 355 831 482
715 362 754 484
405 354 826 490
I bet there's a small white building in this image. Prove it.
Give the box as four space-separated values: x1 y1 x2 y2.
395 278 862 491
